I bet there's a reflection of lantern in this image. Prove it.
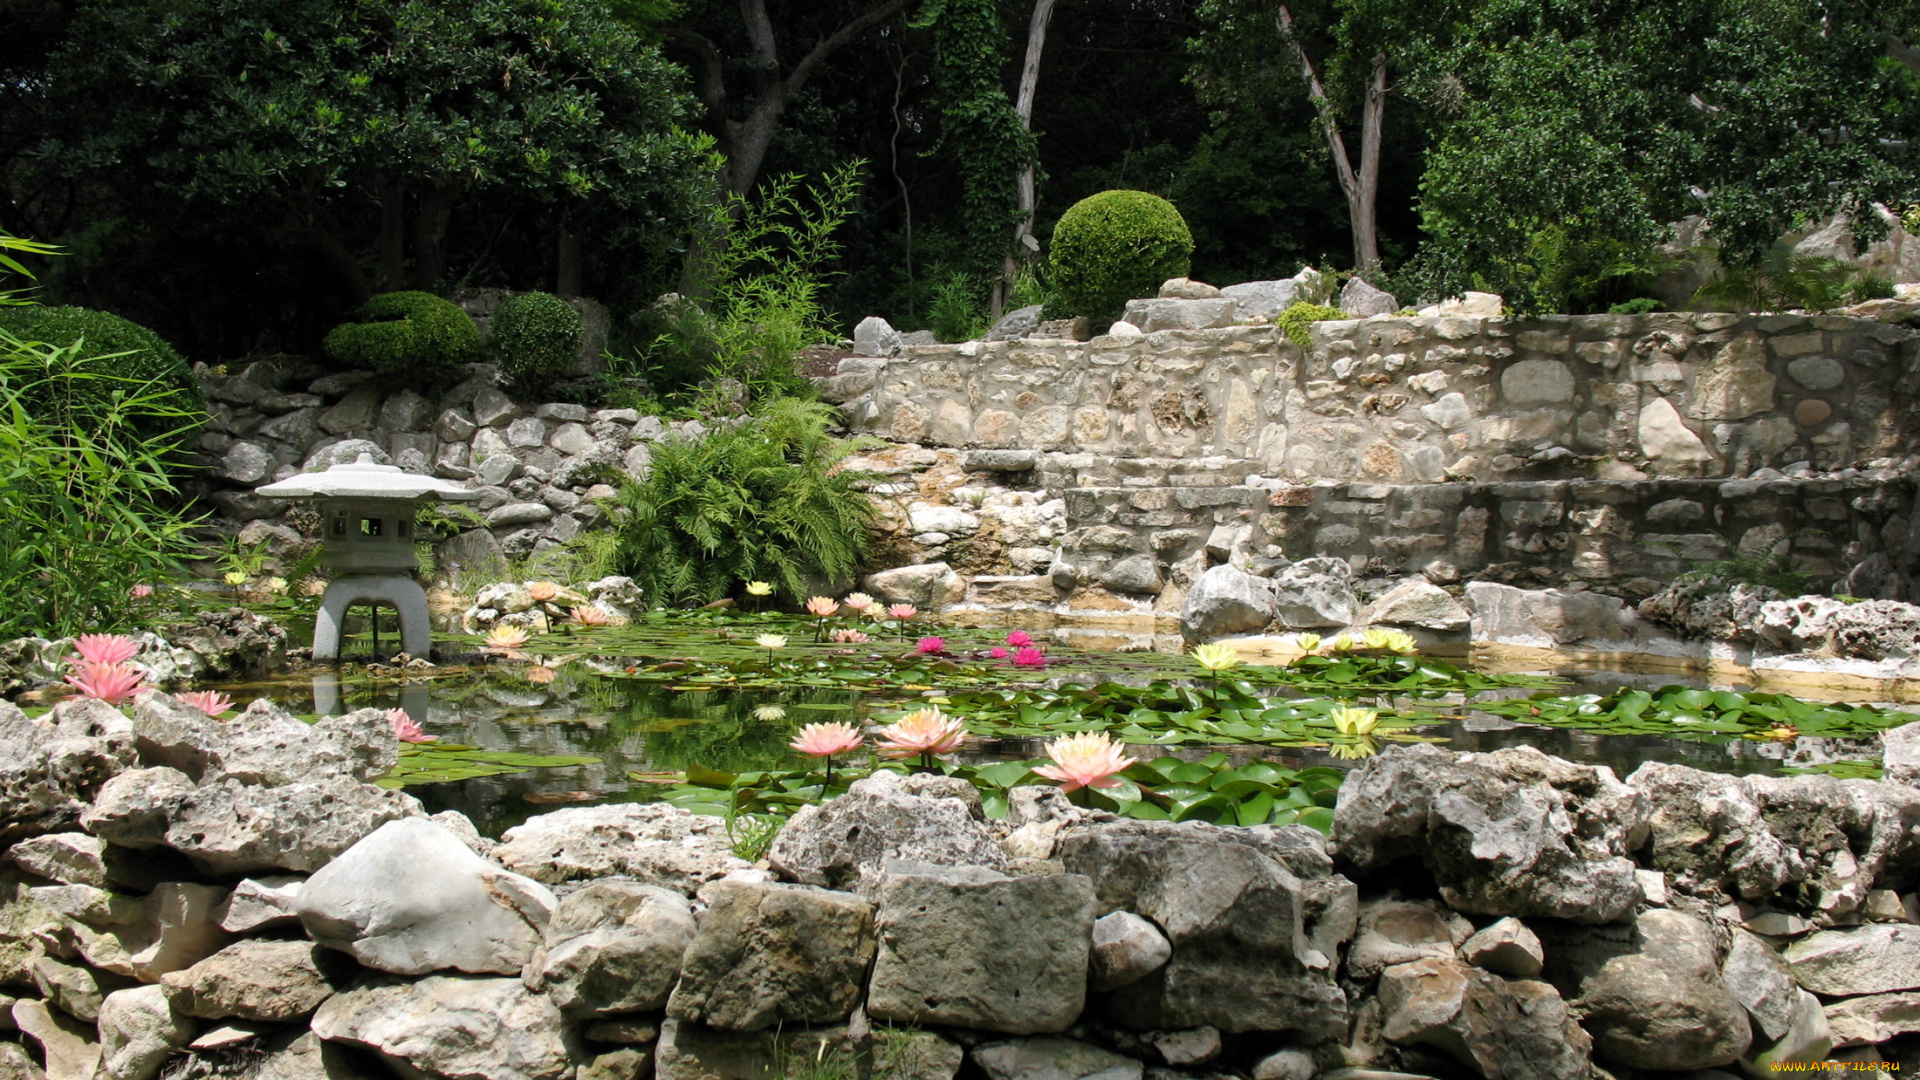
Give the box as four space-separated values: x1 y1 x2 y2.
256 455 477 661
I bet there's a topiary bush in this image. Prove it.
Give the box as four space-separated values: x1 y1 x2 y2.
1049 190 1194 323
323 291 478 379
0 305 204 427
491 291 582 385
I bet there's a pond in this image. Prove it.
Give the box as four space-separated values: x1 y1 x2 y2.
204 610 1916 838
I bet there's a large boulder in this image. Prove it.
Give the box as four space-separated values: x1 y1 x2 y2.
1783 924 1920 996
0 697 136 842
1377 957 1589 1080
1180 564 1278 642
155 776 423 876
525 880 694 1017
866 861 1095 1035
167 607 288 678
34 880 233 983
297 817 555 976
495 803 749 892
312 975 577 1080
861 562 967 609
1054 819 1352 1037
1542 909 1752 1071
1334 745 1646 924
1359 578 1471 631
1627 762 1790 900
95 985 194 1080
667 880 875 1031
1464 582 1634 646
1268 557 1359 628
970 1037 1143 1080
768 771 1007 891
1339 277 1399 318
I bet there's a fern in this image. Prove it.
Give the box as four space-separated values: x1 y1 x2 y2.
1692 240 1878 313
610 399 878 605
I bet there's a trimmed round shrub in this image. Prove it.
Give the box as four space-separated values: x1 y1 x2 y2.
491 291 582 384
323 291 478 379
1049 190 1194 322
0 305 204 424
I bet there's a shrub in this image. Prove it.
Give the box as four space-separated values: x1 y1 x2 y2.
609 398 876 605
323 291 478 379
1276 302 1347 348
1049 190 1194 322
492 291 582 385
0 305 204 428
1607 297 1662 315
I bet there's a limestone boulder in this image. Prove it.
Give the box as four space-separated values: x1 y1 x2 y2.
970 1038 1143 1080
1783 924 1920 995
38 880 233 983
1346 899 1467 980
160 776 423 876
1340 277 1399 318
165 607 288 678
1741 989 1833 1076
854 316 904 357
1055 819 1351 1037
1628 763 1797 901
495 803 749 892
1825 991 1920 1048
768 770 1007 892
1334 745 1646 923
668 880 875 1031
1218 279 1302 321
1460 917 1544 979
80 768 194 849
866 861 1095 1035
1377 957 1589 1080
1464 582 1633 646
14 997 100 1080
95 985 193 1080
32 954 118 1022
0 698 136 842
984 305 1045 342
161 940 349 1022
1268 557 1359 628
1090 911 1172 992
1121 298 1239 332
219 700 398 785
312 975 577 1080
525 880 694 1017
1180 564 1278 642
861 562 967 609
1358 578 1470 631
1543 909 1751 1071
217 875 304 934
8 832 180 892
297 817 555 976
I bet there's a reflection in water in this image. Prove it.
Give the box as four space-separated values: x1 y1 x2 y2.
202 654 1885 838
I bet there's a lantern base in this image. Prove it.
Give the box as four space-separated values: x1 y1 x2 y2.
313 575 432 662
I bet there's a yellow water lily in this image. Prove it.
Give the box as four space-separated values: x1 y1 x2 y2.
1330 735 1380 760
1328 705 1380 737
1358 628 1418 654
223 571 249 586
745 581 774 597
1329 634 1356 652
1289 633 1323 654
1189 643 1241 672
754 633 787 650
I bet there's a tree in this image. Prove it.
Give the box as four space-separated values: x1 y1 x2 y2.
665 0 912 198
14 0 716 303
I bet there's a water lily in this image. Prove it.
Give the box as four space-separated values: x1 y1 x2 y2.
805 596 839 617
1190 643 1240 672
1288 633 1323 655
790 721 865 785
1011 646 1047 668
130 584 154 599
72 633 140 667
222 571 249 587
830 628 870 644
568 604 622 628
1034 732 1137 797
745 581 774 597
1330 735 1380 760
389 708 436 743
526 666 556 685
755 633 787 663
754 705 788 722
175 690 234 716
528 581 560 602
841 592 875 613
916 636 947 655
64 662 145 705
265 576 289 595
1358 628 1417 654
484 625 532 651
1329 635 1356 652
876 707 966 768
989 647 1009 659
1328 705 1380 737
1006 630 1033 648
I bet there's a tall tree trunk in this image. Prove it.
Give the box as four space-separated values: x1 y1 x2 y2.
1277 7 1384 273
888 47 916 317
409 182 458 292
993 0 1057 318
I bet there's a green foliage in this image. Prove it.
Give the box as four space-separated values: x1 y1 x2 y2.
1276 302 1348 348
609 398 877 606
926 267 990 343
1608 297 1663 315
1692 241 1889 313
0 305 204 432
1487 686 1915 744
1049 191 1194 322
379 743 600 787
628 166 861 408
491 292 582 387
0 330 204 637
324 292 479 380
0 232 57 307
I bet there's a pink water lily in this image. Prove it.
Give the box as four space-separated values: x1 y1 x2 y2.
876 707 966 768
916 636 947 655
1034 732 1137 794
1005 631 1033 648
830 628 871 644
130 584 154 599
790 721 864 758
72 633 140 667
64 662 146 705
989 647 1009 659
841 592 875 613
805 596 839 617
1012 647 1047 668
887 604 917 620
175 690 234 716
389 708 437 743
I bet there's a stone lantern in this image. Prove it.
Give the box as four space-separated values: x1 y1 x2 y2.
255 454 477 662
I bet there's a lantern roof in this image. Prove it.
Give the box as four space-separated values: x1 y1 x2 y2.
255 454 478 502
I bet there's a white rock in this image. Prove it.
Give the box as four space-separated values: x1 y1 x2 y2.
218 875 305 934
1459 917 1543 978
1089 911 1171 992
1784 924 1920 996
296 818 555 976
1638 396 1715 463
1825 990 1920 1048
1105 321 1144 338
495 803 749 892
13 998 100 1080
312 975 577 1080
96 986 193 1080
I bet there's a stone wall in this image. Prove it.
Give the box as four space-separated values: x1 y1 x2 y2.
823 312 1918 483
6 689 1920 1079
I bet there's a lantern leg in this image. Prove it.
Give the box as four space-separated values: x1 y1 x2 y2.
314 576 433 663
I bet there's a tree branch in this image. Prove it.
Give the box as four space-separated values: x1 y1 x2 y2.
1890 33 1920 76
1276 6 1359 204
787 0 910 98
666 28 729 119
